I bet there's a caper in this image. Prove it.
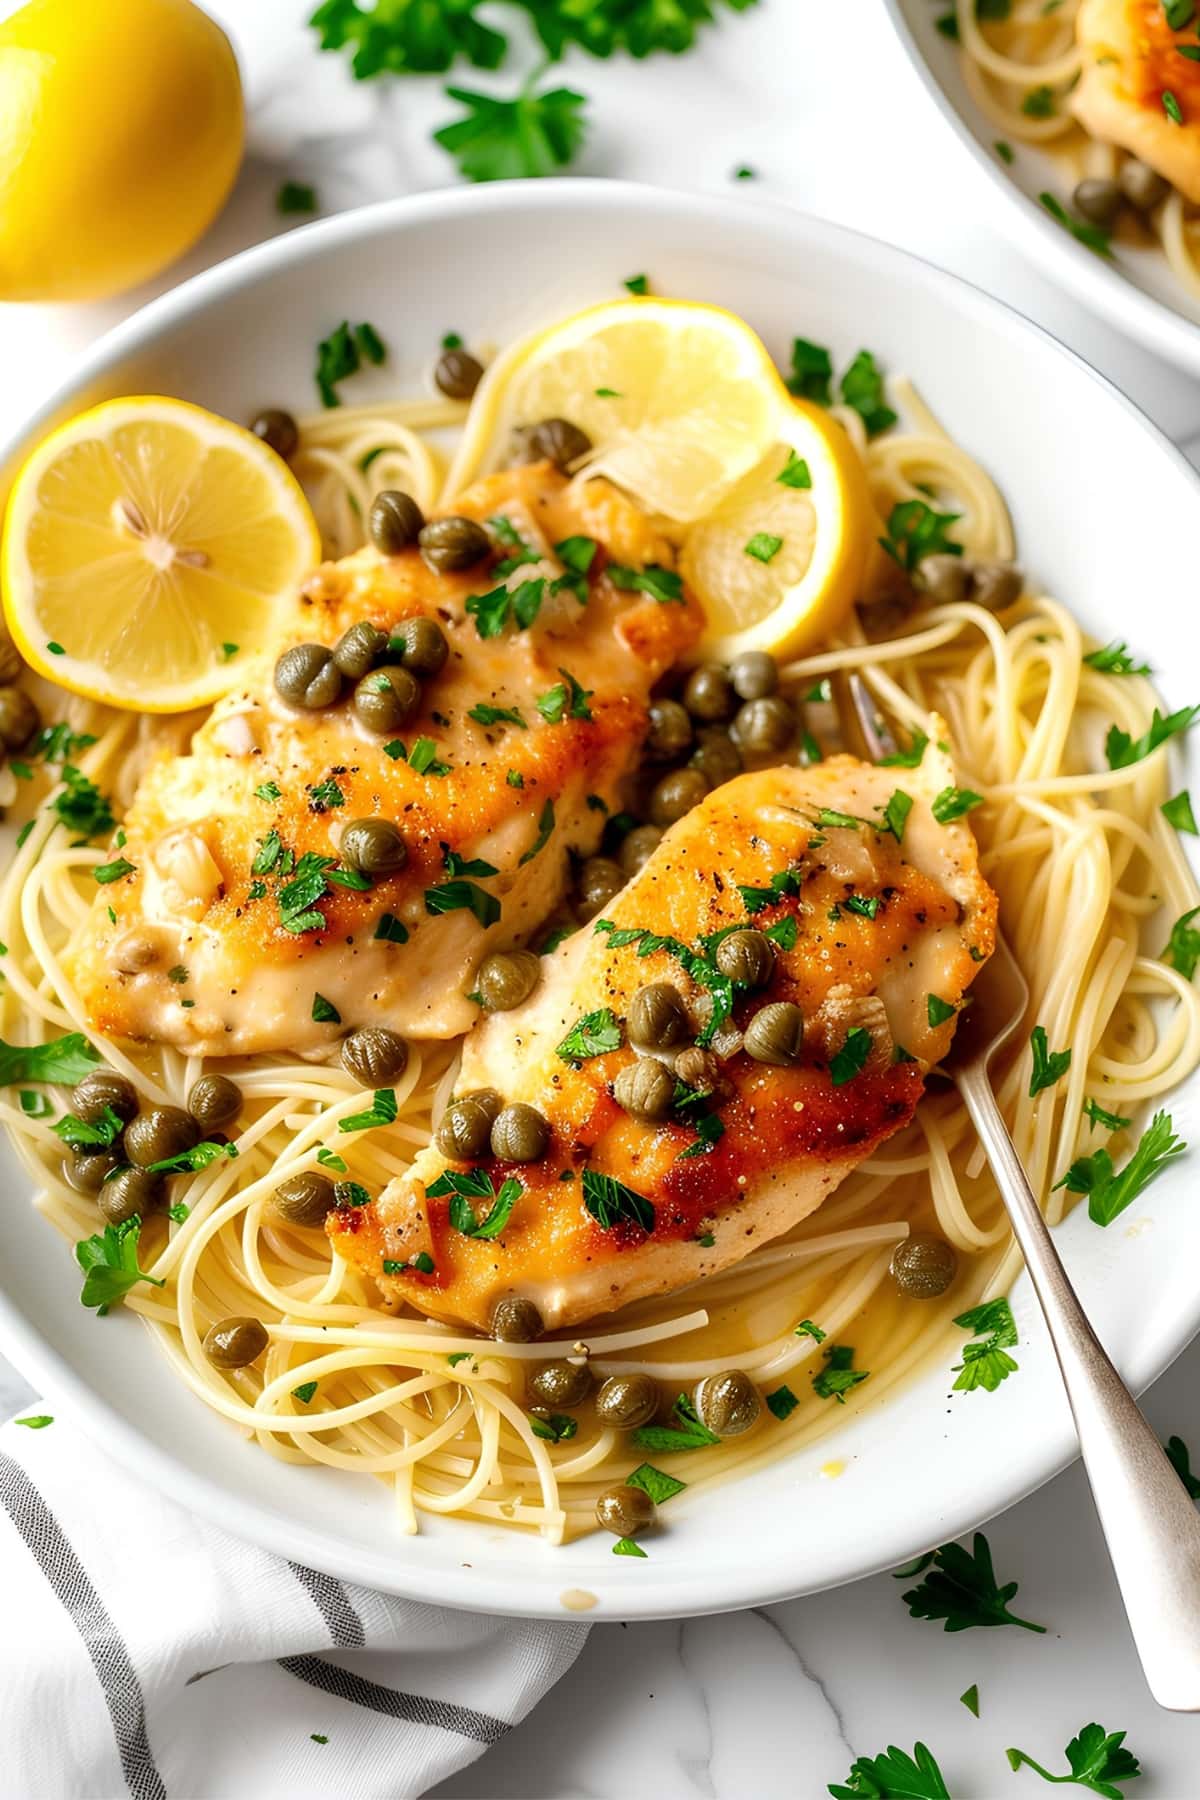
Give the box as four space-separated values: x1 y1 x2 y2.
1120 157 1170 213
434 346 484 400
341 1026 409 1085
274 643 343 711
683 663 735 723
332 620 387 679
577 856 624 921
63 1150 120 1196
353 665 422 734
476 949 541 1012
728 650 778 701
419 515 491 574
693 1370 761 1436
390 615 449 678
187 1073 241 1133
620 823 662 877
0 685 39 751
203 1315 269 1370
595 1372 659 1430
490 1294 544 1343
528 1358 592 1409
743 1001 805 1066
124 1105 200 1168
645 698 693 762
649 766 709 826
369 490 425 556
732 694 795 757
674 1045 722 1094
435 1088 502 1160
490 1102 549 1164
628 982 689 1051
250 408 299 460
890 1232 958 1299
969 560 1023 612
1073 176 1122 228
513 417 592 472
112 930 166 974
690 727 742 787
0 634 21 685
340 816 408 875
273 1170 337 1227
98 1164 165 1225
918 552 969 605
595 1483 655 1539
72 1068 138 1125
714 928 775 989
613 1058 676 1121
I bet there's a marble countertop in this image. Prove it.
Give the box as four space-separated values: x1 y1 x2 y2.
3 1 1200 1793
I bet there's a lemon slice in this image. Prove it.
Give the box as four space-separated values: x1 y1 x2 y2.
2 396 320 712
442 298 785 523
679 399 874 663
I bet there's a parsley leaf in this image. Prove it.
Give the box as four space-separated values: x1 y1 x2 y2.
627 1463 686 1503
518 797 555 865
424 880 500 928
434 83 587 182
536 668 593 722
53 1105 125 1151
744 531 783 564
765 1385 799 1421
582 1168 655 1233
1083 1097 1131 1133
0 1032 99 1088
338 1087 398 1132
1039 191 1112 257
1054 1110 1185 1226
1083 640 1151 676
606 562 685 604
315 318 387 406
277 180 317 213
1166 1433 1200 1500
931 785 984 824
309 0 507 76
812 1343 870 1403
50 766 115 839
143 1141 237 1176
840 349 898 437
1162 790 1198 834
828 1741 951 1800
468 702 526 728
530 1411 577 1443
1106 704 1200 770
927 993 957 1028
292 1380 319 1404
1162 905 1200 979
433 1168 523 1239
1005 1722 1141 1797
881 729 929 770
74 1217 165 1313
312 992 341 1024
787 336 833 403
556 1006 622 1065
632 1392 720 1453
952 1298 1019 1393
830 1026 872 1087
1029 1025 1071 1097
777 448 812 489
880 500 962 572
902 1532 1046 1633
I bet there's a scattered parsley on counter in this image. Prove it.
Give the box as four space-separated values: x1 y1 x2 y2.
277 180 317 213
75 1218 165 1314
1166 1433 1200 1500
434 82 587 182
15 1415 53 1429
624 273 650 295
960 1684 980 1718
1005 1722 1141 1796
1054 1110 1185 1226
952 1298 1019 1393
828 1741 951 1800
1028 1025 1071 1097
902 1531 1045 1634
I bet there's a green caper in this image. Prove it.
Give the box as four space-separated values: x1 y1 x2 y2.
390 614 449 678
918 553 969 605
1120 157 1169 212
595 1482 655 1538
743 1001 805 1066
628 982 689 1051
674 1045 722 1094
0 634 22 686
620 823 662 878
352 664 422 734
72 1068 138 1125
732 694 795 757
0 685 39 751
690 727 742 787
693 1370 761 1436
649 766 709 826
419 515 491 574
332 620 387 680
64 1150 120 1196
728 650 778 701
341 1026 409 1085
490 1102 549 1164
490 1294 544 1343
98 1166 164 1225
890 1233 958 1299
274 643 343 711
612 1058 676 1121
203 1315 269 1370
683 663 735 723
969 560 1023 612
369 490 425 555
273 1170 337 1226
187 1073 241 1133
250 408 299 460
528 1358 592 1409
340 817 408 875
715 928 775 989
577 856 625 921
595 1372 659 1430
477 949 541 1012
1073 177 1122 228
124 1105 200 1168
513 417 592 472
435 1088 502 1160
112 930 166 974
645 698 693 762
434 347 484 400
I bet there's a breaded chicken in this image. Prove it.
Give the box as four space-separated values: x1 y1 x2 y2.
67 466 700 1054
330 742 997 1333
1074 0 1200 201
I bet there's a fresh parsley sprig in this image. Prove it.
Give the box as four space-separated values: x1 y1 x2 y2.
74 1217 165 1314
952 1298 1019 1393
1054 1110 1185 1226
1029 1025 1071 1098
0 1032 100 1088
1005 1722 1141 1797
902 1531 1046 1634
828 1741 951 1800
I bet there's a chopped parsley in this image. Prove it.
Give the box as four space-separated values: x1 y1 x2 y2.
828 1742 950 1800
1029 1025 1071 1097
424 880 500 928
612 1537 646 1557
14 1415 53 1429
737 866 803 914
338 1087 398 1132
556 1006 622 1065
1055 1110 1185 1226
74 1217 165 1313
880 499 961 572
1006 1723 1141 1795
373 912 409 944
1083 640 1151 676
1162 905 1200 979
830 1027 872 1087
519 797 555 865
315 318 388 406
960 1685 980 1719
468 702 526 728
995 138 1015 162
786 336 832 404
429 1167 523 1239
1162 791 1198 834
530 1412 577 1443
901 1531 1045 1633
506 770 524 788
927 993 957 1028
1164 89 1184 124
881 729 929 769
953 1298 1019 1393
255 781 282 802
277 180 317 213
292 1381 319 1404
1106 704 1200 769
53 1105 125 1151
91 857 135 884
744 532 783 564
624 273 649 295
332 1180 371 1209
777 449 812 489
1083 1097 1131 1133
812 1343 869 1403
433 83 588 184
1039 191 1112 257
632 1392 720 1453
49 767 115 839
536 668 593 722
582 1168 655 1233
311 993 341 1025
381 1250 435 1276
765 1385 799 1421
795 1318 827 1343
626 1463 685 1504
316 1147 347 1172
931 785 984 824
1022 83 1056 117
144 1141 237 1176
840 348 898 437
307 777 345 812
606 562 685 604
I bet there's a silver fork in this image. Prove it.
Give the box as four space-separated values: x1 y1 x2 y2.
840 671 1200 1711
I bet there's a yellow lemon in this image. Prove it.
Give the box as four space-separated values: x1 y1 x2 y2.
2 396 320 712
0 0 243 302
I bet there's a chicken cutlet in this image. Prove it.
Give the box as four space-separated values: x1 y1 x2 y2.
66 464 701 1054
1074 0 1200 202
330 740 997 1333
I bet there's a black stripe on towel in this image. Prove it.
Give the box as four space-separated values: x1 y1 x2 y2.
288 1561 367 1647
279 1652 509 1744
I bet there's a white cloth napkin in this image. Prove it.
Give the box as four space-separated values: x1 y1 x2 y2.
0 1407 588 1799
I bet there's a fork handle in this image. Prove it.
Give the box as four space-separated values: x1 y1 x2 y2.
957 1064 1200 1710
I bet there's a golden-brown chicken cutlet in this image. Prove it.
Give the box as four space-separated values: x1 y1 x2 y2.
1074 0 1200 201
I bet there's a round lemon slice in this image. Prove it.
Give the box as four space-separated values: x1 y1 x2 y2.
2 396 320 712
679 399 874 663
442 298 786 523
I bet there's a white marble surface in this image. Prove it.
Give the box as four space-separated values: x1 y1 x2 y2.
4 0 1200 1793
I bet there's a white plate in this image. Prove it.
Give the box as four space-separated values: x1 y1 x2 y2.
1 180 1198 1620
883 0 1200 376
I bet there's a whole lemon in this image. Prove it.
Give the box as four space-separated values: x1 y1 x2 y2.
0 0 244 302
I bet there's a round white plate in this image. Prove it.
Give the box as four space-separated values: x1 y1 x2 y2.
883 0 1200 375
1 180 1198 1620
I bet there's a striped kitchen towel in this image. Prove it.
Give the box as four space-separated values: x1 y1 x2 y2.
0 1408 588 1798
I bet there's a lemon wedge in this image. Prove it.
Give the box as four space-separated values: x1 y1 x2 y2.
679 400 875 663
442 298 785 523
2 396 320 712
